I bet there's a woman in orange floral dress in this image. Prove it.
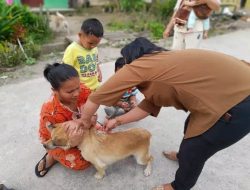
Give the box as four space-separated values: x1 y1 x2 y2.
35 63 95 177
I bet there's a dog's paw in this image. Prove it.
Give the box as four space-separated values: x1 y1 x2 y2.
94 172 104 179
144 166 151 177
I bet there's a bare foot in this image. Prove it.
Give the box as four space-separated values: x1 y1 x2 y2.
152 183 174 190
162 151 178 161
164 184 174 190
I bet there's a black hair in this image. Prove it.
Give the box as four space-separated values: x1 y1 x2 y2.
121 37 167 64
115 57 125 72
43 63 79 90
81 18 104 38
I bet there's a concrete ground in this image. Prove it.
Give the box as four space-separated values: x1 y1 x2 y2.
0 29 250 190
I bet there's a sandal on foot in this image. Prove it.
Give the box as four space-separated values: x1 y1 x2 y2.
35 153 57 177
152 184 173 190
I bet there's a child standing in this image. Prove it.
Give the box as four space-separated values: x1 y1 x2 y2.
104 57 139 119
63 18 104 91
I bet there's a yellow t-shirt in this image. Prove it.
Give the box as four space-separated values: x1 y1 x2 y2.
63 42 99 91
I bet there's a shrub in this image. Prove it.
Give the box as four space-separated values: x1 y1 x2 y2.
120 0 145 12
0 1 24 41
150 0 176 21
107 0 176 39
21 10 52 44
23 37 41 59
0 0 51 68
107 21 128 31
0 41 26 68
147 21 165 39
107 11 165 39
0 1 51 43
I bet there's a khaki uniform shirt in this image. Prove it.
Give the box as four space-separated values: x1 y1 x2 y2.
89 49 250 138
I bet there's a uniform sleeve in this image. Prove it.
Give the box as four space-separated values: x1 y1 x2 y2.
138 99 161 117
62 45 74 66
89 65 143 106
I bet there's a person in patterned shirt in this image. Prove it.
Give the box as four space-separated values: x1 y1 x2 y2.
104 57 139 119
35 63 97 177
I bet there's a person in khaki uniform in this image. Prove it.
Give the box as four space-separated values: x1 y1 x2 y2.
64 37 250 190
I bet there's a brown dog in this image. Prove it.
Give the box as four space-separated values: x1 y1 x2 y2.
44 124 153 179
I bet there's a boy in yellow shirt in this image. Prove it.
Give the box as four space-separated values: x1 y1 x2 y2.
63 18 103 91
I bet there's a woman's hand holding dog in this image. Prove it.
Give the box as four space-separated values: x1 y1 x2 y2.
61 113 97 146
62 119 81 133
62 113 97 132
62 119 84 147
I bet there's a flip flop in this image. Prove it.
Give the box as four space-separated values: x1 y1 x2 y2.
35 153 57 177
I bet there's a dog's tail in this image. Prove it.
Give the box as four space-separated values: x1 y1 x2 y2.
56 11 65 19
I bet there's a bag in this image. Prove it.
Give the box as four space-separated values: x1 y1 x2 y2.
193 4 212 19
175 5 192 26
